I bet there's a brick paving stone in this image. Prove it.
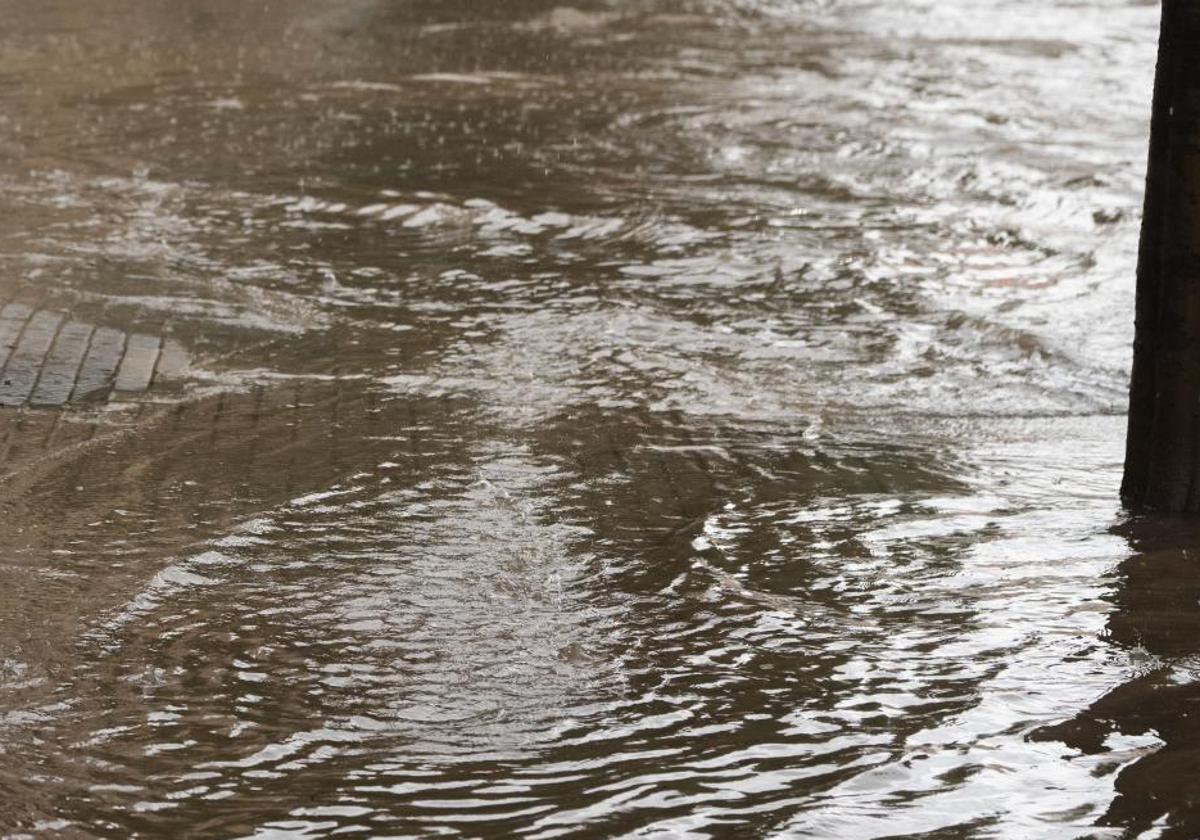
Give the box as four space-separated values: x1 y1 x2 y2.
72 327 126 403
113 333 162 393
29 321 94 407
0 311 64 407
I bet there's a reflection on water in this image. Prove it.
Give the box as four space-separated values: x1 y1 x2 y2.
1032 519 1200 838
0 0 1180 837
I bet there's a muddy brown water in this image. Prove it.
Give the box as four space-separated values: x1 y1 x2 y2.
0 1 1184 837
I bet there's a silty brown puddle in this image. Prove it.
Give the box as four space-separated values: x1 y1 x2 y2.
0 1 1184 838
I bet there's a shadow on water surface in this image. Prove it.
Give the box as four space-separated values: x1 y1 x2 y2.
1033 517 1200 840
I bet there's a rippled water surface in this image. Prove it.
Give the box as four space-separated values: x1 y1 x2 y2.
0 1 1186 837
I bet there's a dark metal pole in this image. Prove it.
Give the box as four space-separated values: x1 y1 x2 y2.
1123 1 1200 513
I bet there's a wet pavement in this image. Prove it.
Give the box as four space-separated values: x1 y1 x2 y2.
0 1 1182 837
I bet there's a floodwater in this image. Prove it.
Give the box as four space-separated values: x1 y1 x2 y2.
0 1 1181 837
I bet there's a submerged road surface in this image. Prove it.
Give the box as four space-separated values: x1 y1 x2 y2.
0 1 1182 837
